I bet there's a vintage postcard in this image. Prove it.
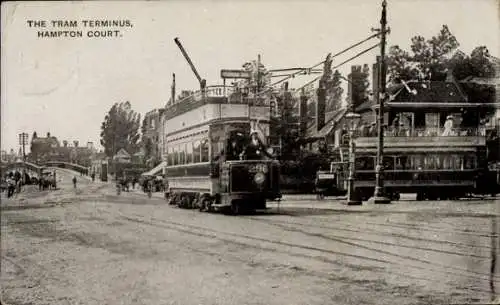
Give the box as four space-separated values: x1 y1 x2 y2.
1 1 500 304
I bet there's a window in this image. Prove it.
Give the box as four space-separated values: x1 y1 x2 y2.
201 139 209 162
411 155 423 170
173 146 179 165
425 113 440 136
355 157 374 170
193 140 201 163
395 156 407 170
464 155 476 170
179 144 185 164
186 142 192 164
383 156 394 170
167 146 173 166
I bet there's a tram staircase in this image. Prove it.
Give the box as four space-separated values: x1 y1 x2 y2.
329 145 350 191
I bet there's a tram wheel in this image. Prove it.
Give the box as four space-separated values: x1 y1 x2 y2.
231 201 240 215
393 193 400 201
416 192 424 201
198 196 210 212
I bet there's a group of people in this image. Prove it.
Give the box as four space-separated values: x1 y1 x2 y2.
3 171 23 198
223 130 274 161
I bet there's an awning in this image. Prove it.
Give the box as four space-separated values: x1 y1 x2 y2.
141 161 166 176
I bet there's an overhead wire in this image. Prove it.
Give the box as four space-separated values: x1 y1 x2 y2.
257 32 382 97
294 42 380 93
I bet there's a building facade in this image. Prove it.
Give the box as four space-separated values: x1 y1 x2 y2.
142 108 164 165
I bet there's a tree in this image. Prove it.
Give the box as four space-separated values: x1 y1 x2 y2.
387 25 460 81
318 54 344 112
100 101 141 158
73 140 79 147
349 64 370 110
387 25 495 82
63 140 68 147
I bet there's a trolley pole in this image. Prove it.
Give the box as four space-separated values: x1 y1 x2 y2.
369 0 391 204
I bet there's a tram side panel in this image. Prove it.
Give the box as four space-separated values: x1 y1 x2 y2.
351 149 483 200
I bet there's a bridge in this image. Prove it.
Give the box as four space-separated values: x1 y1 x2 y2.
1 160 89 177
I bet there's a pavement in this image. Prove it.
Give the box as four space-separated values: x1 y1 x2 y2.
2 168 500 305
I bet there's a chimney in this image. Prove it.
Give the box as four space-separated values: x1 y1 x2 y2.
316 82 326 132
299 89 308 137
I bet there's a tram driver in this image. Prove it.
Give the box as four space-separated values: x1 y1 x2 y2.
240 130 274 160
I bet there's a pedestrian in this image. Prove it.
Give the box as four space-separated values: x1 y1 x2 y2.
72 176 77 189
368 122 376 137
7 178 14 198
392 116 400 136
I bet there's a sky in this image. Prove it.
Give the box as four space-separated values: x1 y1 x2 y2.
1 0 499 153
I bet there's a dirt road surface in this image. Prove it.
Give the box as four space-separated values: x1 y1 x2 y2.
2 169 500 305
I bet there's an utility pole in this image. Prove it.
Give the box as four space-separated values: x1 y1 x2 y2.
18 132 28 162
369 0 391 204
18 132 28 188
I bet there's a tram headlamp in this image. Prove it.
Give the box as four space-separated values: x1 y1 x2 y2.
254 172 266 185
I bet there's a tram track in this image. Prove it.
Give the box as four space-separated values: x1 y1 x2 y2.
247 217 488 259
248 215 496 251
97 204 497 287
97 207 492 296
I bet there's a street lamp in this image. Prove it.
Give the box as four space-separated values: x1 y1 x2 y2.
345 111 362 205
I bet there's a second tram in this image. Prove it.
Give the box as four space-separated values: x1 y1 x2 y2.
330 127 499 200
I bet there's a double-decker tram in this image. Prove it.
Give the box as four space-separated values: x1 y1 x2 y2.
163 87 281 214
338 126 499 201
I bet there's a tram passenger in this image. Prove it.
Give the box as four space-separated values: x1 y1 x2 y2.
368 122 377 137
227 138 243 161
359 123 368 137
392 116 400 136
442 115 454 136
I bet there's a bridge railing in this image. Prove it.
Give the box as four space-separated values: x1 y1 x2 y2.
1 161 43 174
42 161 89 175
1 161 91 178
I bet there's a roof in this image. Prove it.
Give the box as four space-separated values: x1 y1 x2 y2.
460 76 500 87
142 161 166 176
133 151 145 157
115 148 131 158
306 108 347 139
390 81 468 104
355 80 468 112
32 136 59 146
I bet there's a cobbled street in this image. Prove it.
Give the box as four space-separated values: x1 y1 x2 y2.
2 169 500 305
